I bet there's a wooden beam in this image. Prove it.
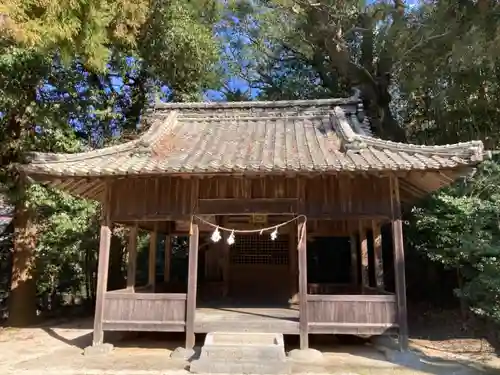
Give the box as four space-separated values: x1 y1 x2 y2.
298 219 308 349
186 224 199 349
92 184 112 346
164 235 171 282
110 211 392 223
305 206 391 218
359 221 369 293
198 198 298 215
350 234 358 287
372 220 384 290
148 223 158 288
126 223 138 290
390 175 409 351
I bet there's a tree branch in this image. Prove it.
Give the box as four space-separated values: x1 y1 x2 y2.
400 31 451 62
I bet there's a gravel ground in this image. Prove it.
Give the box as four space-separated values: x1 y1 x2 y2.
0 318 498 375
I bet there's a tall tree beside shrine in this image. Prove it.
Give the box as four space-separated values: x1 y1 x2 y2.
220 0 500 323
222 0 500 144
0 0 222 326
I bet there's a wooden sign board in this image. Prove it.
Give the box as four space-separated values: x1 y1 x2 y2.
251 214 268 224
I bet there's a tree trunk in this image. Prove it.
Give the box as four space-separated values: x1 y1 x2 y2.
306 2 407 142
4 82 40 326
7 185 38 326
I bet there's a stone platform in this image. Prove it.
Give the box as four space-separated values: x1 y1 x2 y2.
190 332 291 374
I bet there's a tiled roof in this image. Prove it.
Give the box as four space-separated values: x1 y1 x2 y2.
22 97 485 177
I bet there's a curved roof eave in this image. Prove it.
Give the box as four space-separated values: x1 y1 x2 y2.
23 111 178 166
332 107 485 162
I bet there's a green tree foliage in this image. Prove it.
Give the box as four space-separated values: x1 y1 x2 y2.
32 186 99 312
0 0 224 325
409 158 500 323
393 1 500 148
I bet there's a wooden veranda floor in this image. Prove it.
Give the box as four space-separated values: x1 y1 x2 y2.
194 305 300 334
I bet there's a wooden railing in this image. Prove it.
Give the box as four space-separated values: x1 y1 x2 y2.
102 290 187 331
306 293 398 335
307 283 392 295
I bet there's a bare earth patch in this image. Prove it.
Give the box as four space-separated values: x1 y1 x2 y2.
408 307 500 372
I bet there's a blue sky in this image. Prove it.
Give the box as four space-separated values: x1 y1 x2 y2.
205 77 255 101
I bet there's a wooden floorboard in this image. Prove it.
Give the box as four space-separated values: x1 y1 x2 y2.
194 306 300 334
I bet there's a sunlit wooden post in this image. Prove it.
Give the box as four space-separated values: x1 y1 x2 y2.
390 175 408 351
92 184 112 346
298 218 308 349
186 224 199 349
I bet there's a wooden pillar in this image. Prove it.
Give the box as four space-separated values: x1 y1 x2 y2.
164 235 171 283
220 216 230 297
148 224 158 289
126 223 138 290
298 219 308 350
372 220 384 290
358 221 369 293
221 242 230 297
390 175 409 351
186 224 199 349
289 228 299 304
349 234 358 287
92 185 112 346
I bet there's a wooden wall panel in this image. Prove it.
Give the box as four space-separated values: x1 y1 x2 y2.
303 175 391 217
110 174 393 221
306 294 397 335
102 292 186 331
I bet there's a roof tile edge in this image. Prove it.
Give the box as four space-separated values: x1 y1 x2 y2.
151 91 362 110
24 111 178 166
331 106 485 162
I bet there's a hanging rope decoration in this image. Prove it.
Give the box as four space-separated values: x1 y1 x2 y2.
193 215 307 245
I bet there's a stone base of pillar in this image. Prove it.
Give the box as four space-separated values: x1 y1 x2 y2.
83 343 114 356
170 347 196 361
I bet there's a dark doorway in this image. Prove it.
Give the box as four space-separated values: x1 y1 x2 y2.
307 236 351 284
227 234 290 304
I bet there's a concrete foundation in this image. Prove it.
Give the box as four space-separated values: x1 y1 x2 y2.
190 332 291 374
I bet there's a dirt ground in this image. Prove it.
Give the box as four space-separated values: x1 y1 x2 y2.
0 317 500 375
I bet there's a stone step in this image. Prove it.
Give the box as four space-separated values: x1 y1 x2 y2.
190 332 290 374
190 359 291 374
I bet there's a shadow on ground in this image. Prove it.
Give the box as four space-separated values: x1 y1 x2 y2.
3 317 499 375
38 327 499 375
41 322 185 351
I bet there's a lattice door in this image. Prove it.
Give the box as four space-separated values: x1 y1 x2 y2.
229 234 289 265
